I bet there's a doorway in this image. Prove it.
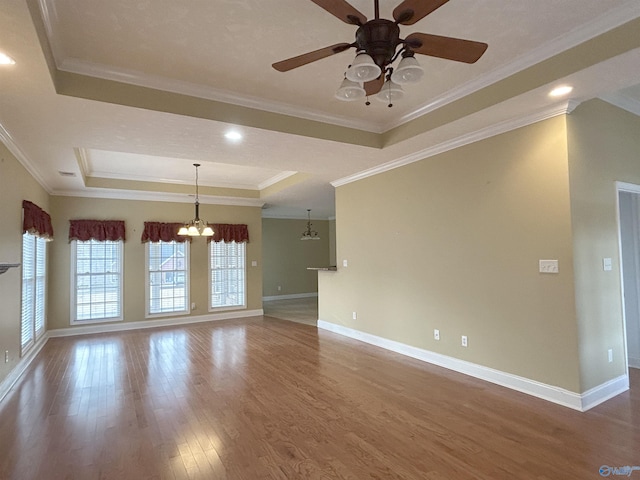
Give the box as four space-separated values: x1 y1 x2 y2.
618 183 640 370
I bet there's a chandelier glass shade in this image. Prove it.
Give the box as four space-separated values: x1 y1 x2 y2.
301 209 320 241
376 78 404 103
178 163 214 237
345 53 381 83
390 55 424 84
335 77 366 101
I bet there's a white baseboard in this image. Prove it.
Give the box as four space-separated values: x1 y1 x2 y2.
48 309 264 337
317 320 628 412
263 293 318 301
0 334 50 404
628 356 640 369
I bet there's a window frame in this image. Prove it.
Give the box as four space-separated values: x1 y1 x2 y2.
70 239 124 325
145 240 190 318
21 232 47 355
208 241 247 312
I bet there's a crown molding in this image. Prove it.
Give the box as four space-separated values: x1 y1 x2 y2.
257 171 299 190
0 122 52 193
332 100 579 188
599 91 640 118
381 0 640 131
57 57 383 134
51 188 265 207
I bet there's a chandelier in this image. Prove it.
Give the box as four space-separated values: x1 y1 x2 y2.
301 209 320 241
178 163 214 237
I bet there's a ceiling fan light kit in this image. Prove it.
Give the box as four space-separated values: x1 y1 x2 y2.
273 0 488 107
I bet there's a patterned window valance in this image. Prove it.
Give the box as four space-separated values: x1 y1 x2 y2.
22 200 54 240
69 220 126 242
141 222 191 243
209 224 249 243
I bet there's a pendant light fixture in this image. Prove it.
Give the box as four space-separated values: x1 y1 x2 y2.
178 163 214 237
301 209 320 241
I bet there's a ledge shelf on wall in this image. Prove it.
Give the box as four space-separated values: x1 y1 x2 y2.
0 263 20 275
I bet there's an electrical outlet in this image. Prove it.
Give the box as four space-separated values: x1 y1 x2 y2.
608 348 613 363
461 335 468 347
343 259 348 267
352 311 357 320
277 285 281 291
434 329 440 340
4 350 8 363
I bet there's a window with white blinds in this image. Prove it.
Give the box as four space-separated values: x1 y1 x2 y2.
146 241 189 316
209 241 246 310
71 239 123 323
21 233 47 355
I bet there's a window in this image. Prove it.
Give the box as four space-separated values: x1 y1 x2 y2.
71 239 123 323
21 233 47 354
146 241 189 316
209 241 246 310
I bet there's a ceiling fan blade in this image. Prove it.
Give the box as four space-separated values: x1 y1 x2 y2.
310 0 367 25
393 0 449 25
272 43 353 72
364 74 384 96
405 33 488 64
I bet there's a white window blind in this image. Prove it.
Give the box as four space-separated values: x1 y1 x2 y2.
147 241 189 315
21 233 47 354
72 239 123 323
209 241 246 310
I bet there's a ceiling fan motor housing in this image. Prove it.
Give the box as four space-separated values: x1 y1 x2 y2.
355 19 401 69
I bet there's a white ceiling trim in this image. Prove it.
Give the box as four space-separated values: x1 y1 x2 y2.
600 91 640 117
81 169 266 191
381 0 640 132
57 57 383 134
332 100 580 188
257 171 299 190
0 122 51 194
52 188 265 207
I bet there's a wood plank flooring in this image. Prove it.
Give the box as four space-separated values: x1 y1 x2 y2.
1 316 639 479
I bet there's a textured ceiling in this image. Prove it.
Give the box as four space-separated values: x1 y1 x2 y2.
0 0 639 218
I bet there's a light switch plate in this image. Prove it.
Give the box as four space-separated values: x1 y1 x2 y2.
603 258 612 271
342 259 348 267
539 259 559 273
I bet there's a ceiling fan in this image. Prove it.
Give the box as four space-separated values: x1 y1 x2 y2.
272 0 488 106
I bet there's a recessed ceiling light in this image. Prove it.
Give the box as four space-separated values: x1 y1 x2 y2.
549 85 573 97
0 52 15 65
224 131 242 142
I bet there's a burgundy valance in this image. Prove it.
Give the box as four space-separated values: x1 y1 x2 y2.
22 200 54 240
69 220 126 243
141 222 190 243
210 224 249 243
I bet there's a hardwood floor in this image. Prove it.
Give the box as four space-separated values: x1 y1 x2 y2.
1 316 639 479
263 296 318 326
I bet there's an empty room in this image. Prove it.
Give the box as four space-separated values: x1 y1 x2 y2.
2 1 640 478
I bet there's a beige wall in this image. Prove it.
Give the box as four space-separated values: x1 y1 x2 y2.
262 218 330 297
0 144 50 384
48 196 263 330
320 116 584 392
567 99 640 390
